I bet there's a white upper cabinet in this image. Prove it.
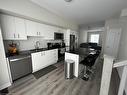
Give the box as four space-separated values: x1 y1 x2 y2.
15 17 27 40
43 25 55 40
0 14 69 40
25 20 54 39
25 20 38 36
26 20 46 37
1 14 15 40
0 14 27 40
37 23 46 37
25 19 67 39
37 23 54 38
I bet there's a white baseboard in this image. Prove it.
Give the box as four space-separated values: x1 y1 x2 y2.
0 82 11 90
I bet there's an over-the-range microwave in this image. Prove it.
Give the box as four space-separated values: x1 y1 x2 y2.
54 32 64 40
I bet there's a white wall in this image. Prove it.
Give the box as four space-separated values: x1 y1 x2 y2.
117 17 127 84
79 22 105 46
0 0 78 30
79 28 88 45
4 37 63 52
118 17 127 60
78 23 105 55
121 8 127 17
4 37 46 52
104 17 127 94
78 27 88 54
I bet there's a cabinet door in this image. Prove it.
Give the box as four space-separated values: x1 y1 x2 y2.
54 49 58 62
37 23 46 37
45 49 58 65
31 51 47 73
15 17 27 40
25 20 38 36
44 50 54 65
31 52 43 72
0 14 15 40
43 25 54 39
37 23 55 38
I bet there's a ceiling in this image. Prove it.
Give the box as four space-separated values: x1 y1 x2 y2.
30 0 127 25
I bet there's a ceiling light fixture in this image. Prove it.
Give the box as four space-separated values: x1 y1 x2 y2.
64 0 72 2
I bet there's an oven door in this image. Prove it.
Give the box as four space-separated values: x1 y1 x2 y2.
58 48 66 58
60 48 66 54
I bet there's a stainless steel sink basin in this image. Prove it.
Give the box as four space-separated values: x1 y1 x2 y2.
30 48 48 52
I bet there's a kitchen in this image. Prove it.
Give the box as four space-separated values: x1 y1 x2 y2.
0 12 79 92
0 0 127 95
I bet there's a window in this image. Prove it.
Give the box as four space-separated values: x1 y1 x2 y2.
89 34 100 44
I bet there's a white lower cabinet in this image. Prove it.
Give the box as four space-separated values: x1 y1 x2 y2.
45 49 58 65
31 49 58 73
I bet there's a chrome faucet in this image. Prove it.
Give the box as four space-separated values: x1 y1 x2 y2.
35 41 40 49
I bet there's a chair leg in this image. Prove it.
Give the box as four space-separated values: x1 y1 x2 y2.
88 67 94 74
82 66 89 81
87 66 96 80
84 66 86 75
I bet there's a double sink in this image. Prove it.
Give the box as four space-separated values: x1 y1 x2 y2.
29 48 48 53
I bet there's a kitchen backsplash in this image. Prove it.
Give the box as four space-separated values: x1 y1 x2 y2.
4 37 62 52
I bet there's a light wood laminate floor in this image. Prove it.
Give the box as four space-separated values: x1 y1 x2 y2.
7 60 119 95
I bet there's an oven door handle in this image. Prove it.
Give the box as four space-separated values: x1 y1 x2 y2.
9 56 31 62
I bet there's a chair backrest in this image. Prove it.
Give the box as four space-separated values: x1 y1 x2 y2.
82 54 99 67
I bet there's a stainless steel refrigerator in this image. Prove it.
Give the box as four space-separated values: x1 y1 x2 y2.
70 35 76 52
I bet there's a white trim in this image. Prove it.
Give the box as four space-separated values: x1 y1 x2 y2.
113 60 127 68
99 54 114 95
6 58 13 84
0 82 11 90
120 8 127 17
87 27 104 32
118 66 127 95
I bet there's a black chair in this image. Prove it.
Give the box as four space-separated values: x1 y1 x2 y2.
80 53 99 80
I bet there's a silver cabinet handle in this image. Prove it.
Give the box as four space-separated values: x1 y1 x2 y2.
39 32 41 35
18 34 20 38
9 56 31 62
14 33 16 38
37 32 40 36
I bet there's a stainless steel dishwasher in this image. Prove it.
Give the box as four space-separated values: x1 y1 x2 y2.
9 55 32 81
